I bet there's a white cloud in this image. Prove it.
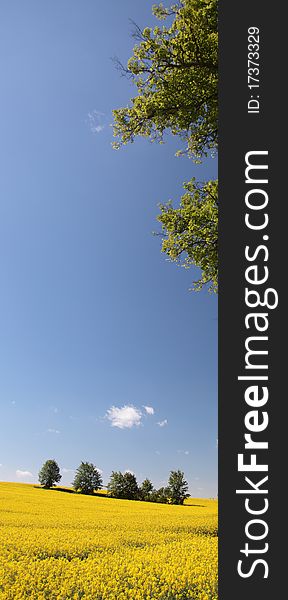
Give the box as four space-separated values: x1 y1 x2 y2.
157 419 168 427
47 428 60 434
62 468 74 474
106 405 142 429
143 405 154 415
0 463 2 467
87 110 105 134
16 469 33 479
184 450 189 455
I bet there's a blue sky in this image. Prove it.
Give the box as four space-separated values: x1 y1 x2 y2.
0 1 217 497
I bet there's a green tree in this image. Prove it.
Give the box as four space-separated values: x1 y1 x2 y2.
107 471 124 498
113 0 218 160
150 486 170 504
158 178 218 291
113 0 218 292
107 471 139 500
38 459 61 489
139 478 154 501
72 462 103 495
167 469 189 504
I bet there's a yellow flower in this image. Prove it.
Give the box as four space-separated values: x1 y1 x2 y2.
0 482 217 599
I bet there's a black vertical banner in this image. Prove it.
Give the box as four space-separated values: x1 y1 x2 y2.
219 1 286 599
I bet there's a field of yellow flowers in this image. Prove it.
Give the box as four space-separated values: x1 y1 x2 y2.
0 482 217 600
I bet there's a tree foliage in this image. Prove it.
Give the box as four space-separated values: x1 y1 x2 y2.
150 486 170 504
72 462 103 495
37 459 190 505
139 478 154 501
167 469 189 504
113 0 218 160
38 459 61 489
107 471 139 500
158 178 218 291
113 0 218 292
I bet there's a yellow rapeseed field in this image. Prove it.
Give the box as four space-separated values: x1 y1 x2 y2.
0 482 217 600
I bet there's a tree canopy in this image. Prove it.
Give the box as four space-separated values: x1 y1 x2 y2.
113 0 218 292
150 486 171 504
38 459 61 489
113 0 218 160
72 462 103 495
158 178 218 291
139 478 154 501
167 469 189 504
107 471 139 500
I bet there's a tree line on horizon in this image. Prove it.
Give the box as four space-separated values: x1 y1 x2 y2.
38 459 190 505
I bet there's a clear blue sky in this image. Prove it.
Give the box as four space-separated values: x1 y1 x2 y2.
0 1 217 497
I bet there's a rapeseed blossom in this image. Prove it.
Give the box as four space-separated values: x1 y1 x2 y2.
0 482 217 599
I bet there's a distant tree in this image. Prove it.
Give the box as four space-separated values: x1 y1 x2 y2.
157 178 218 292
123 472 139 499
139 478 154 501
108 471 139 500
167 470 189 504
72 462 103 495
107 471 124 498
150 486 170 504
38 459 61 489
